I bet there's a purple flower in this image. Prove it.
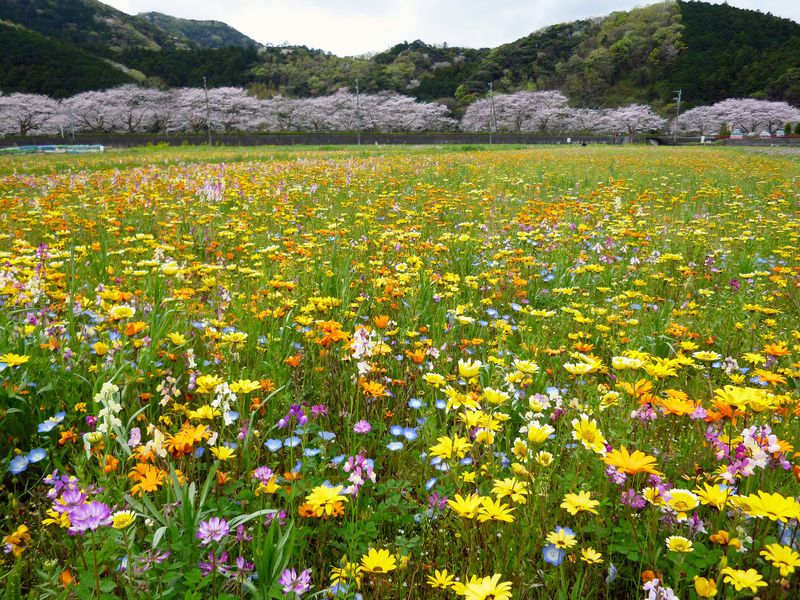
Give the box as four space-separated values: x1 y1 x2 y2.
196 517 230 545
252 466 274 485
542 544 565 566
68 501 112 535
55 488 88 514
352 420 372 434
278 568 312 596
199 550 229 577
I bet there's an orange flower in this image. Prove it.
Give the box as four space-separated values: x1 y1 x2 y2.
285 354 302 367
361 380 388 398
763 342 790 357
373 315 390 329
124 321 147 336
59 429 78 446
59 570 75 587
128 463 168 496
103 454 120 473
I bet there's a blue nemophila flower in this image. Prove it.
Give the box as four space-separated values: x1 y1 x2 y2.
28 448 47 462
331 454 346 465
408 398 422 409
318 431 336 441
38 411 66 434
425 478 437 490
303 447 321 457
386 441 404 451
8 455 29 475
402 427 418 441
389 425 404 437
265 439 283 452
542 544 565 566
284 436 302 448
435 399 446 410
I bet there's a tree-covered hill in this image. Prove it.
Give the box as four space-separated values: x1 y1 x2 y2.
138 12 260 49
1 0 799 110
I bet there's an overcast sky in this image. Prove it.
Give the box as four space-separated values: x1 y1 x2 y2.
104 0 800 56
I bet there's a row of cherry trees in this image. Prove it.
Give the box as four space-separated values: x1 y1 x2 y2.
1 86 799 137
678 98 800 135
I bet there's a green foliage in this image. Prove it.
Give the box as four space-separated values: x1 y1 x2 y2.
138 12 259 49
0 23 134 97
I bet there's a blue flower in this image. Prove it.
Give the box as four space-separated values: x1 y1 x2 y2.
318 431 336 441
8 455 29 475
542 544 565 566
407 398 422 409
27 448 47 463
264 439 283 452
303 447 321 457
402 427 418 441
434 399 446 410
606 563 618 583
284 436 302 448
37 411 66 434
386 441 404 451
389 425 404 437
425 477 437 490
330 454 346 465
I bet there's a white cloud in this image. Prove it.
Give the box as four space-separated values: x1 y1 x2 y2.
105 0 800 56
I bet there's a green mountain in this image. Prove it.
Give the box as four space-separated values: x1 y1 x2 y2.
1 0 799 110
0 21 136 98
138 12 259 49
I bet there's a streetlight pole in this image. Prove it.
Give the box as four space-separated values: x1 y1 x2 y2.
488 82 496 145
203 76 212 146
355 79 361 146
673 89 682 143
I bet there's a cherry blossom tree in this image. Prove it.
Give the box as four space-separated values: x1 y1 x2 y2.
676 105 722 136
63 91 120 133
597 104 666 136
710 98 800 133
0 93 61 136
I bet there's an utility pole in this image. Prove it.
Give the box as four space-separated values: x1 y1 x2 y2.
488 82 496 145
203 76 212 146
355 79 362 146
673 89 682 143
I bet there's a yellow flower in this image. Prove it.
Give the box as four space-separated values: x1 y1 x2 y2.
720 567 767 593
108 305 135 320
741 491 800 522
0 353 30 367
429 435 472 460
693 576 717 597
111 511 136 529
492 478 529 504
195 374 225 394
512 359 539 374
229 379 261 394
693 351 721 362
693 482 731 511
482 387 509 405
463 574 512 600
188 405 221 421
209 446 236 461
42 508 70 528
571 415 607 454
561 491 600 515
666 535 693 553
167 332 186 345
580 548 603 564
305 485 348 518
458 358 482 379
2 525 31 556
526 421 555 444
92 341 109 356
546 527 577 549
422 372 446 387
535 451 553 466
476 498 516 523
665 489 699 521
360 548 396 573
447 494 484 519
760 543 800 577
426 569 455 589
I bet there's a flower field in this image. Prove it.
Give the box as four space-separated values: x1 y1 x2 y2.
1 145 799 599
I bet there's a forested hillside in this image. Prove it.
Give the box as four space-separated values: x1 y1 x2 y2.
1 0 799 110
